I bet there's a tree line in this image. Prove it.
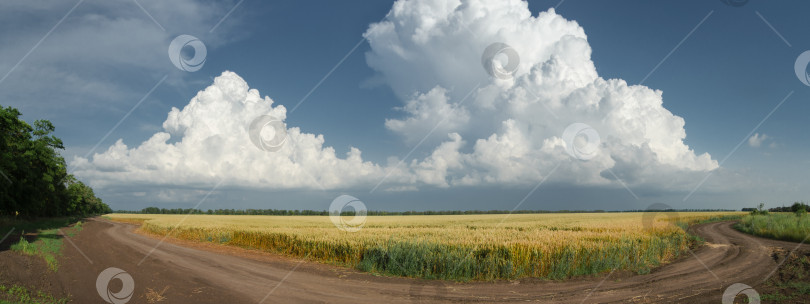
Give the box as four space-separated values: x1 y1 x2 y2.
741 202 808 213
0 106 110 217
766 202 808 213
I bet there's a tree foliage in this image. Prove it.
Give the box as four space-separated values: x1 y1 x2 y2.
768 202 809 213
0 106 110 217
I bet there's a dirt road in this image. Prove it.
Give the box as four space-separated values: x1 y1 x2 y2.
32 219 810 303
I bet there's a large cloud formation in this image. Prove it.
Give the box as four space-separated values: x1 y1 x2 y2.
366 0 717 188
72 71 388 189
73 0 718 194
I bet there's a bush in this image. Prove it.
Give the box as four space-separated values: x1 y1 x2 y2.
750 203 769 216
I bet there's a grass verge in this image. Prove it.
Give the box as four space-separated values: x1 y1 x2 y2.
759 251 810 302
0 284 68 304
734 213 810 243
4 219 84 272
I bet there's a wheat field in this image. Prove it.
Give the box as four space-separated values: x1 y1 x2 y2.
107 212 743 281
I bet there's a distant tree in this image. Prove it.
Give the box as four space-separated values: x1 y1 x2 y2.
767 202 809 213
66 177 110 214
751 203 769 216
794 203 807 217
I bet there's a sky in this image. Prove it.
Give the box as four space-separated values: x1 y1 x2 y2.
2 0 809 212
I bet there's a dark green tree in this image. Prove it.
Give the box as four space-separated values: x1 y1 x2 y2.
0 106 110 217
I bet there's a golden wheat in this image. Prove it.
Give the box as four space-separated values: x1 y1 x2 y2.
108 212 742 280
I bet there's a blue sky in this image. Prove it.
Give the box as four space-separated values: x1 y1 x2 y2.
2 0 809 212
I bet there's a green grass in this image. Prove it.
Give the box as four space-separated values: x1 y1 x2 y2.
761 293 791 302
354 235 696 280
760 281 810 301
682 214 744 226
760 254 810 301
65 221 82 237
0 285 68 304
0 217 85 239
735 213 810 243
7 221 83 272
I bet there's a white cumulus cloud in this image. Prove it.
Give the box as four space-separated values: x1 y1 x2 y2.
748 133 768 148
385 87 470 144
74 0 721 197
363 0 718 189
72 71 391 190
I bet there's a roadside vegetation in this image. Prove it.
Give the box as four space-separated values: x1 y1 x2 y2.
110 212 743 281
735 202 809 243
0 106 110 218
0 106 105 273
760 250 810 302
7 219 83 272
0 218 83 303
0 284 68 304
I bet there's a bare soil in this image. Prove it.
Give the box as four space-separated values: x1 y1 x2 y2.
0 218 807 303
